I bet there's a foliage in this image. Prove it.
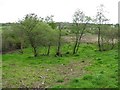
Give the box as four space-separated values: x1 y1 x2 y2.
19 13 56 57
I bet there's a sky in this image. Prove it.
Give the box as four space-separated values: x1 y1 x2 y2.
0 0 119 24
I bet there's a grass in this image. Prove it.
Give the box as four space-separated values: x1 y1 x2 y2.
2 43 118 88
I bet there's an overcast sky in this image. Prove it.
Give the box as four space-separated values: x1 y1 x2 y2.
0 0 119 24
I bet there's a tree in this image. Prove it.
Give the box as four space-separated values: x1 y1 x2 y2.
20 13 54 57
45 29 58 56
44 15 57 56
100 24 118 50
45 15 56 29
55 23 63 56
11 23 27 53
72 9 91 54
2 24 17 52
94 4 109 51
20 14 40 57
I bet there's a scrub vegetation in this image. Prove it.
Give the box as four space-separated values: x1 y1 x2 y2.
1 4 118 88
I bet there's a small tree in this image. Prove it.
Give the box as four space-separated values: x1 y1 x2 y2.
100 24 118 50
55 23 63 56
44 15 57 56
94 4 109 51
45 30 58 56
11 23 27 53
20 13 54 57
2 25 17 52
20 13 40 57
72 9 91 54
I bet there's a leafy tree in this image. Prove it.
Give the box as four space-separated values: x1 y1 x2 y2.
11 23 28 53
20 13 54 57
20 13 40 57
2 25 17 52
44 29 58 56
44 15 57 56
2 24 25 53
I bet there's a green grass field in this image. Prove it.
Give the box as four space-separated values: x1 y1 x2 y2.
2 44 118 88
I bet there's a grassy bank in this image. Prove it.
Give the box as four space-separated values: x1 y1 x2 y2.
2 44 118 88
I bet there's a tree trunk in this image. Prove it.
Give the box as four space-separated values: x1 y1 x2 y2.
56 24 62 56
28 33 38 57
73 33 79 54
33 47 37 57
73 41 77 54
101 36 104 51
47 44 51 56
20 40 23 54
98 27 101 51
75 36 81 54
110 38 114 50
75 25 86 53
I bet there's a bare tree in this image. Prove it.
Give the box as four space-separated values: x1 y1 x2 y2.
72 9 91 54
94 4 109 51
